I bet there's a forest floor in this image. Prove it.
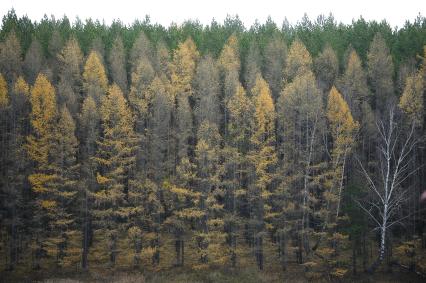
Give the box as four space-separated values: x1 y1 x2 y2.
1 266 425 283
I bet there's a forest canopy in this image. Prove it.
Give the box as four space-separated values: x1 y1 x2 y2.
0 9 426 281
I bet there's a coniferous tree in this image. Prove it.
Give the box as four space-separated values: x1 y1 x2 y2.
263 34 287 100
0 31 22 83
93 84 138 266
24 38 45 84
367 33 394 112
108 36 128 93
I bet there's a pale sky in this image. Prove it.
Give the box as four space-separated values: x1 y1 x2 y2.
1 0 425 28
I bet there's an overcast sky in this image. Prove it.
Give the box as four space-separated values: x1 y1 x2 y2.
1 0 425 28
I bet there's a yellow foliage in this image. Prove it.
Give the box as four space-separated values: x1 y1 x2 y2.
252 74 276 144
41 199 57 210
286 38 313 80
170 37 199 97
327 86 359 155
399 72 424 126
83 51 108 94
13 76 30 97
0 74 8 107
331 267 348 278
218 34 240 73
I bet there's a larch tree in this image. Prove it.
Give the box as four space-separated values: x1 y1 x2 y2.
399 72 424 127
249 74 277 270
243 41 262 96
218 34 241 139
82 51 108 105
310 86 359 279
93 84 138 267
26 74 58 268
338 50 370 122
0 31 22 83
23 38 45 84
128 56 155 176
79 95 100 269
108 36 128 93
225 83 254 267
367 33 394 112
1 76 31 270
194 121 226 269
48 106 80 267
58 37 83 96
130 32 154 74
263 34 287 101
314 44 339 93
277 70 323 264
193 55 221 127
285 38 312 82
47 29 64 83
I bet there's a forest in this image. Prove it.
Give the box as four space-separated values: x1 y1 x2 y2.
0 9 426 282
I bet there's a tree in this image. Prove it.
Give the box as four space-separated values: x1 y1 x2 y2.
225 83 254 267
399 72 424 127
243 41 261 95
58 37 83 95
48 106 80 267
277 71 323 263
26 74 58 268
338 50 370 121
367 33 394 112
314 44 338 92
93 84 138 266
356 107 418 272
219 34 241 138
24 38 45 84
79 95 100 269
169 37 199 99
193 55 220 127
1 76 30 270
285 38 312 82
249 74 277 270
263 34 287 100
130 32 153 74
310 87 359 279
0 31 22 83
82 51 108 105
193 121 227 268
108 36 128 93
